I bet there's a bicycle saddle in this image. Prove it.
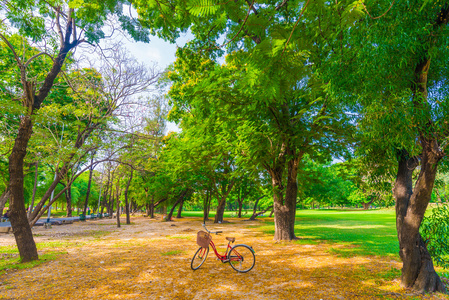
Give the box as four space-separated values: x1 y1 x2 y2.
226 237 235 242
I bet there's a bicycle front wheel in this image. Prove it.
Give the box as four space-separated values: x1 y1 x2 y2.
191 247 209 270
228 244 255 273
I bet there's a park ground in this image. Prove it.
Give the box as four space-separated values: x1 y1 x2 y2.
0 210 448 300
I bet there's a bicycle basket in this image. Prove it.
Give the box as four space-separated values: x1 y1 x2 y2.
197 231 212 248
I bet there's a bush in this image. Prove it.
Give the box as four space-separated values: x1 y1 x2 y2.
420 204 449 269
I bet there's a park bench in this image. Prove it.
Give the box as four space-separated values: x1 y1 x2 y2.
0 226 11 233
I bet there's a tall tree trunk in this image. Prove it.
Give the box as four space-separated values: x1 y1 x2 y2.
145 203 149 216
362 196 375 210
214 197 226 223
8 116 38 262
203 190 211 222
124 168 133 225
214 181 235 223
236 185 250 218
394 147 446 293
167 190 187 221
149 194 155 218
270 156 299 240
144 188 149 217
391 21 449 291
108 189 115 219
28 161 39 218
0 188 10 218
251 197 261 217
176 197 185 218
65 182 73 217
107 170 116 219
101 169 110 217
5 13 78 261
115 178 121 227
237 199 243 218
100 201 105 215
83 156 95 216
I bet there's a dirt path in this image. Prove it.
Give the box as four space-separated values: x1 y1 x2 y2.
0 217 447 299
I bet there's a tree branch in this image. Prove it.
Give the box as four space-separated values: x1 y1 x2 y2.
55 7 65 47
0 32 22 67
24 52 53 68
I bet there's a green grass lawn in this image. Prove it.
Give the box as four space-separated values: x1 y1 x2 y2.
261 209 399 258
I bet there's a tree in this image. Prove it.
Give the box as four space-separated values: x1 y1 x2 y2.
82 152 96 217
137 0 361 239
328 0 449 292
168 38 353 238
0 1 150 262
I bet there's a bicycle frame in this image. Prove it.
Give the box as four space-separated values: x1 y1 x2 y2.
200 223 243 263
208 240 233 262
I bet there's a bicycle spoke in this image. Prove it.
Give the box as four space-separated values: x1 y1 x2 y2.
191 247 209 270
227 245 255 273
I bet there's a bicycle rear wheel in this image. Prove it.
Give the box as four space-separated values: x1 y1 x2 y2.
191 247 209 270
228 244 255 273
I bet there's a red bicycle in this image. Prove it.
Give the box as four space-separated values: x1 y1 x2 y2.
191 223 256 273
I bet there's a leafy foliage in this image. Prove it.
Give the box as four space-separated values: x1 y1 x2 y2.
421 204 449 269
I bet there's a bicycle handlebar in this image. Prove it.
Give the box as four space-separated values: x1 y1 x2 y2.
202 223 222 235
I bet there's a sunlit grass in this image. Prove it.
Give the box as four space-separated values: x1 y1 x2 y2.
0 252 64 275
160 250 184 256
261 209 399 258
167 235 192 240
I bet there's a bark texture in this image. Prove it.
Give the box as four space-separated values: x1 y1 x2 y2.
148 194 155 218
394 149 446 293
203 190 211 222
269 154 300 240
214 181 235 223
176 197 184 218
8 116 38 262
